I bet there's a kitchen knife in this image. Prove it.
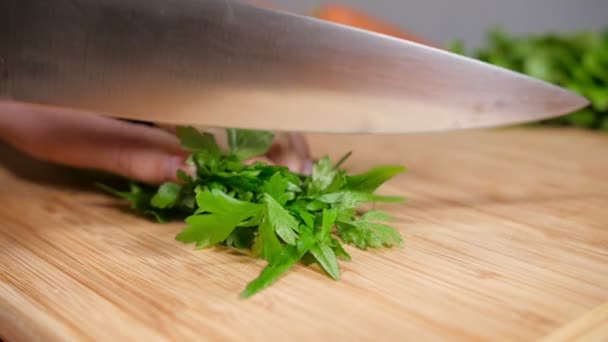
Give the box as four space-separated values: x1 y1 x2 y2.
0 0 589 133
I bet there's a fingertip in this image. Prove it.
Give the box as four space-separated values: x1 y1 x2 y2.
165 156 198 183
244 156 274 166
108 152 189 185
184 164 197 178
288 133 311 161
164 155 184 180
302 159 313 175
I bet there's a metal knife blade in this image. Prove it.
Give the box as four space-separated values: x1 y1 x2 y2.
0 0 589 133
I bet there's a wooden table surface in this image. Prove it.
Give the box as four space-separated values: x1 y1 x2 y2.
0 128 607 341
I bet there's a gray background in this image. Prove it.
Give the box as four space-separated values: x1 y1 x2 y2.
275 0 608 48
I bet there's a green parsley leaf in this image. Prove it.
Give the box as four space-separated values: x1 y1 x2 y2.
305 200 329 211
329 237 352 261
264 194 299 245
192 150 222 176
195 188 261 218
319 208 338 242
360 210 395 222
150 183 182 209
337 208 357 222
310 243 340 280
257 216 284 264
176 189 262 249
567 109 597 127
97 182 170 222
215 170 263 192
346 166 406 193
337 210 403 250
177 214 239 249
294 208 315 229
176 126 221 155
227 129 274 161
97 182 150 210
244 226 317 298
334 151 353 169
308 156 337 195
241 245 301 298
263 172 291 205
176 169 194 184
225 227 256 249
601 116 608 131
317 191 405 209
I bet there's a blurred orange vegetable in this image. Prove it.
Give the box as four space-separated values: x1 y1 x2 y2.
248 0 282 10
313 4 436 47
247 2 436 47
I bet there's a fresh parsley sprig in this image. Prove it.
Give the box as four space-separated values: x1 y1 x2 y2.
101 127 406 298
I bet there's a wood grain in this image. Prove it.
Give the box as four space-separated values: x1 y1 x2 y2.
0 128 607 341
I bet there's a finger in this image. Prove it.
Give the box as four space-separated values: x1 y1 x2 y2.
265 133 312 174
59 119 192 183
244 156 274 166
98 148 195 184
288 133 311 160
0 105 192 184
287 133 313 174
2 104 186 156
145 123 311 174
278 151 304 173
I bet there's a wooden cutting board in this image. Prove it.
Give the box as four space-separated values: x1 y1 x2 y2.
0 128 607 341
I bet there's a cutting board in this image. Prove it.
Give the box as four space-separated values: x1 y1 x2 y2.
0 128 607 341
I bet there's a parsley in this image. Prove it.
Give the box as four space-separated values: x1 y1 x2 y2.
227 128 274 161
150 183 182 209
337 210 403 249
101 127 406 298
452 28 608 130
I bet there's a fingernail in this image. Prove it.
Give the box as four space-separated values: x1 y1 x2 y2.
166 156 183 179
166 156 197 182
184 164 197 178
288 133 311 160
302 159 313 175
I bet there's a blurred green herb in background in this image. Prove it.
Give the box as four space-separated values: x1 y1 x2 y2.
451 28 608 130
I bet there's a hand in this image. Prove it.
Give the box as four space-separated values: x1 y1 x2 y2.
0 103 312 184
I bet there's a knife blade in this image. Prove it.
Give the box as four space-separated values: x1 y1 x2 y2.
0 0 589 133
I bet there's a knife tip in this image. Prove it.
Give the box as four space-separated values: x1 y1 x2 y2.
555 87 592 116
